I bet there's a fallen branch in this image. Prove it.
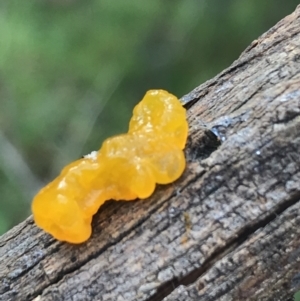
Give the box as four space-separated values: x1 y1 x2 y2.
1 5 300 301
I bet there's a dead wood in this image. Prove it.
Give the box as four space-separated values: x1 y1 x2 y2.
1 4 300 301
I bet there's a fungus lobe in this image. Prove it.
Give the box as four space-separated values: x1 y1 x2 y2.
32 90 188 243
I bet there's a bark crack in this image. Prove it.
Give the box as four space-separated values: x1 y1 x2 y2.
145 191 300 301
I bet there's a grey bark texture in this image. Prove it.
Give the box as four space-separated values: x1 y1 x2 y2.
1 5 300 301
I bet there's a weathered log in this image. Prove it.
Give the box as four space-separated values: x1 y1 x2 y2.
1 5 300 301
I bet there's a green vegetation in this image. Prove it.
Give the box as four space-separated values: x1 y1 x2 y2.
0 0 298 234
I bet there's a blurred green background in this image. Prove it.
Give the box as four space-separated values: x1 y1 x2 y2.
0 0 298 234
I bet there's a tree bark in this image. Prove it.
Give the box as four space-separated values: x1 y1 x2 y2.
1 5 300 301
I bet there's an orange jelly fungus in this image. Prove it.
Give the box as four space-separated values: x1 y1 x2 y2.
32 90 188 243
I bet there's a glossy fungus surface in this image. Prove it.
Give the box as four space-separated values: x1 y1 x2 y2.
32 90 188 243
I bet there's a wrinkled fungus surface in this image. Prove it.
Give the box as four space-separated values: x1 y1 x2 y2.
32 90 188 243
